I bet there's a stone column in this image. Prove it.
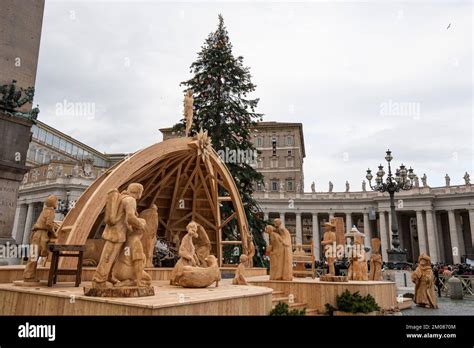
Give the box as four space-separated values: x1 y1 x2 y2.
346 213 352 233
263 212 269 221
416 210 427 255
279 212 285 227
295 212 303 244
448 210 461 264
469 209 474 257
312 213 320 260
379 212 388 261
455 212 466 257
363 212 372 250
22 203 35 244
436 213 444 261
425 209 439 263
12 204 28 243
329 212 335 220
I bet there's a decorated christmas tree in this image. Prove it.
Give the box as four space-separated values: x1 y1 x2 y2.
173 14 268 266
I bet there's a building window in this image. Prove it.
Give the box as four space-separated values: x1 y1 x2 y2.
53 135 60 148
59 138 66 152
271 158 278 168
256 137 263 147
38 128 46 142
256 182 263 191
271 181 278 192
272 136 277 155
65 142 72 154
286 135 294 146
286 158 294 168
32 125 39 138
257 157 264 169
45 132 53 145
288 150 293 156
72 145 78 156
287 180 294 191
35 149 43 163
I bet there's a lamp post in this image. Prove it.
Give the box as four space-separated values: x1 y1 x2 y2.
365 150 416 264
57 189 71 216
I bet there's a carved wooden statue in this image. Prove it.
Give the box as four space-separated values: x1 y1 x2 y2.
265 219 293 281
322 221 337 276
194 223 211 266
184 89 194 137
139 204 158 268
92 183 146 289
178 255 221 288
265 225 280 280
247 233 255 268
172 231 181 250
412 254 438 308
233 254 248 285
23 195 59 282
111 221 152 287
170 221 199 286
369 238 383 281
348 231 368 281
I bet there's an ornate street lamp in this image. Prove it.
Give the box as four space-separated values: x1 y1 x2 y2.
366 149 416 264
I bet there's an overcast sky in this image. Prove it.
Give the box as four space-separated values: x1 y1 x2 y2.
34 0 472 191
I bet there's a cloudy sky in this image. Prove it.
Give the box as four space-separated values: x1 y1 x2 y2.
35 0 472 191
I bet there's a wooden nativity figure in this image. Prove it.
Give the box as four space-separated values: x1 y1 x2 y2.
91 183 148 289
23 195 59 282
321 221 337 276
369 238 383 281
411 254 438 309
170 221 199 286
139 204 158 268
232 254 248 285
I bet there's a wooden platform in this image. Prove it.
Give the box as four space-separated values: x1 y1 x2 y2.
0 265 267 284
248 275 397 314
0 279 273 315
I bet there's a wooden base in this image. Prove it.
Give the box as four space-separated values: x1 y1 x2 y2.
83 286 155 297
248 275 397 314
13 280 47 287
0 265 267 284
0 279 273 315
320 275 348 282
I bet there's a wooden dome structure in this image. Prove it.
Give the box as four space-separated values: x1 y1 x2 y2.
56 131 250 266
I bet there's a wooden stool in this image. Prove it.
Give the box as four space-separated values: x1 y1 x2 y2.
47 244 85 287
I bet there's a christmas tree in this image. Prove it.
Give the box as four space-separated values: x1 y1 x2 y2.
174 14 268 266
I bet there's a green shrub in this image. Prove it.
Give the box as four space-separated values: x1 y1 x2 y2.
325 290 380 315
269 302 306 316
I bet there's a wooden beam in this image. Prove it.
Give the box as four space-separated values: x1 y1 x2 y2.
219 211 237 230
165 163 183 239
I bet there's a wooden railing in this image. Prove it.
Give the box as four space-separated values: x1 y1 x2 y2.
439 275 474 296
